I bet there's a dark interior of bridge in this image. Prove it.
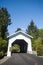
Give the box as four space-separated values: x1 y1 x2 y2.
12 39 28 53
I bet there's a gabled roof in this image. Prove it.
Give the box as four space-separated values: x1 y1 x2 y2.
7 31 33 39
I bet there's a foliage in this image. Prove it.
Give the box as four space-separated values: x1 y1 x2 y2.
0 7 11 39
32 38 42 49
39 29 43 38
32 38 43 56
15 28 22 32
37 45 43 56
26 20 39 38
0 32 1 37
0 7 11 58
26 20 43 56
12 44 20 53
0 51 4 59
0 37 7 53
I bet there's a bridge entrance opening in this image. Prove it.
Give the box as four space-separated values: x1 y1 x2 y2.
11 39 28 54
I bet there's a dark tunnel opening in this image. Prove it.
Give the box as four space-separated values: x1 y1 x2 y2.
11 39 28 54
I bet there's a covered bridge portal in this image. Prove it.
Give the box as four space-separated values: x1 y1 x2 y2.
7 31 33 57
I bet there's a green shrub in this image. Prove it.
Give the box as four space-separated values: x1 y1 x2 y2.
0 37 7 58
12 44 20 53
4 52 7 56
0 51 4 59
37 45 43 56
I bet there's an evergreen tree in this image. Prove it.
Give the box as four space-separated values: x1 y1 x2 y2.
26 20 39 38
15 28 22 32
0 8 11 39
39 29 43 38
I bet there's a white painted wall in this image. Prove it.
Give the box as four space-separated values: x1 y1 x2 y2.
7 34 32 57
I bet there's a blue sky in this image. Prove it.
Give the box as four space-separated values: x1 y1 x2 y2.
0 0 43 35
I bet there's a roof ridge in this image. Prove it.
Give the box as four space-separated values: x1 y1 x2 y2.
7 31 33 38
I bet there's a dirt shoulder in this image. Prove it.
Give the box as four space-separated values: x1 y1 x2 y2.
0 56 9 64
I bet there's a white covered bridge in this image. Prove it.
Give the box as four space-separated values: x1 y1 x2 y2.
7 31 33 57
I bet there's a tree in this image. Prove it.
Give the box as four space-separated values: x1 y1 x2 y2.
12 44 20 53
26 20 39 38
32 38 43 56
0 8 11 39
0 32 1 37
0 37 7 52
15 28 22 32
39 29 43 38
0 37 7 58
